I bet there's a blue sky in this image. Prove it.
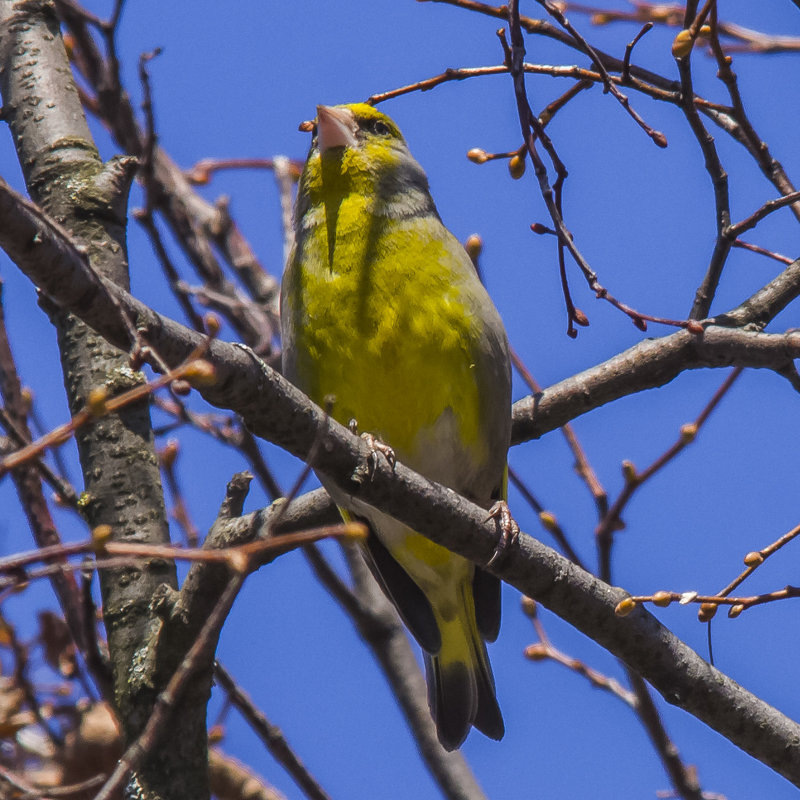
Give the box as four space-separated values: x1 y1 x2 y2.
2 1 800 798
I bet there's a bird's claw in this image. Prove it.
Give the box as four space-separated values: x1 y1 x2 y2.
362 432 396 477
349 419 396 482
485 501 519 567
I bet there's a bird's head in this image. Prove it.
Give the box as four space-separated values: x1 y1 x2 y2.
297 103 432 214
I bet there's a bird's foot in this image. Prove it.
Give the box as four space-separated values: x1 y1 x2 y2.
485 501 519 567
349 419 396 482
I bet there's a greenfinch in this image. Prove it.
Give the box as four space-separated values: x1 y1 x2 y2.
281 103 511 750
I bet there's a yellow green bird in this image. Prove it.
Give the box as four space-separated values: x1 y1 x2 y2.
281 103 511 750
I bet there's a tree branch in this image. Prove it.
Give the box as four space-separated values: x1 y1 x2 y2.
0 3 188 798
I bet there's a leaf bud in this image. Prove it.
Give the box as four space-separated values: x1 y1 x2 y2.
686 319 704 334
538 511 559 532
344 521 369 542
521 596 537 616
91 524 113 552
182 359 217 388
508 153 526 179
467 148 490 164
87 386 109 417
672 29 694 58
464 234 483 261
204 313 221 336
160 439 179 469
524 644 548 661
652 591 673 607
171 379 192 396
621 460 638 483
615 597 637 616
698 602 718 622
652 131 668 148
680 423 697 442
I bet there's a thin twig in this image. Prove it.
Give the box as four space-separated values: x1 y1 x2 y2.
727 191 800 239
522 598 637 706
366 62 729 113
185 157 302 185
534 0 667 147
5 616 64 747
732 239 794 266
0 344 210 478
622 22 654 83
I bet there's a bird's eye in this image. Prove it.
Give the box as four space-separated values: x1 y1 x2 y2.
372 120 390 136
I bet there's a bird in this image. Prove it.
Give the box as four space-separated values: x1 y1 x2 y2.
281 103 511 750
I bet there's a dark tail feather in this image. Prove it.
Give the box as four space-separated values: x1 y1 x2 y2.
471 638 504 740
426 655 476 751
425 610 504 749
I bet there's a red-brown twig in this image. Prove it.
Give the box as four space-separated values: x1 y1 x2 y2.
367 61 729 113
561 0 800 54
618 583 800 619
522 597 638 706
184 157 302 186
79 514 365 800
0 344 211 479
534 0 667 147
732 240 794 266
0 524 367 585
508 466 586 570
621 22 654 83
501 14 703 337
694 520 800 622
727 191 800 240
4 616 64 747
159 440 201 547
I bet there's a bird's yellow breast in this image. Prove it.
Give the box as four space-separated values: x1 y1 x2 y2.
284 199 487 475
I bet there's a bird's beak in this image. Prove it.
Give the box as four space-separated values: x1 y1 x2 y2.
316 105 358 153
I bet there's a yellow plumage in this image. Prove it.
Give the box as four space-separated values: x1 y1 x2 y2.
281 103 511 749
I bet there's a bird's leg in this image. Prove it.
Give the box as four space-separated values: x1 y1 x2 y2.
485 501 520 567
349 418 396 481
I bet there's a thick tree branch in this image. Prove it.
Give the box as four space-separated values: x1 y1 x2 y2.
0 3 191 798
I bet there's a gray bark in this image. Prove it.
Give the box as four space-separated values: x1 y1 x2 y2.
0 4 207 798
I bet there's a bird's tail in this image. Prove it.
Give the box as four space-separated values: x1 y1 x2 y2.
425 585 504 751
